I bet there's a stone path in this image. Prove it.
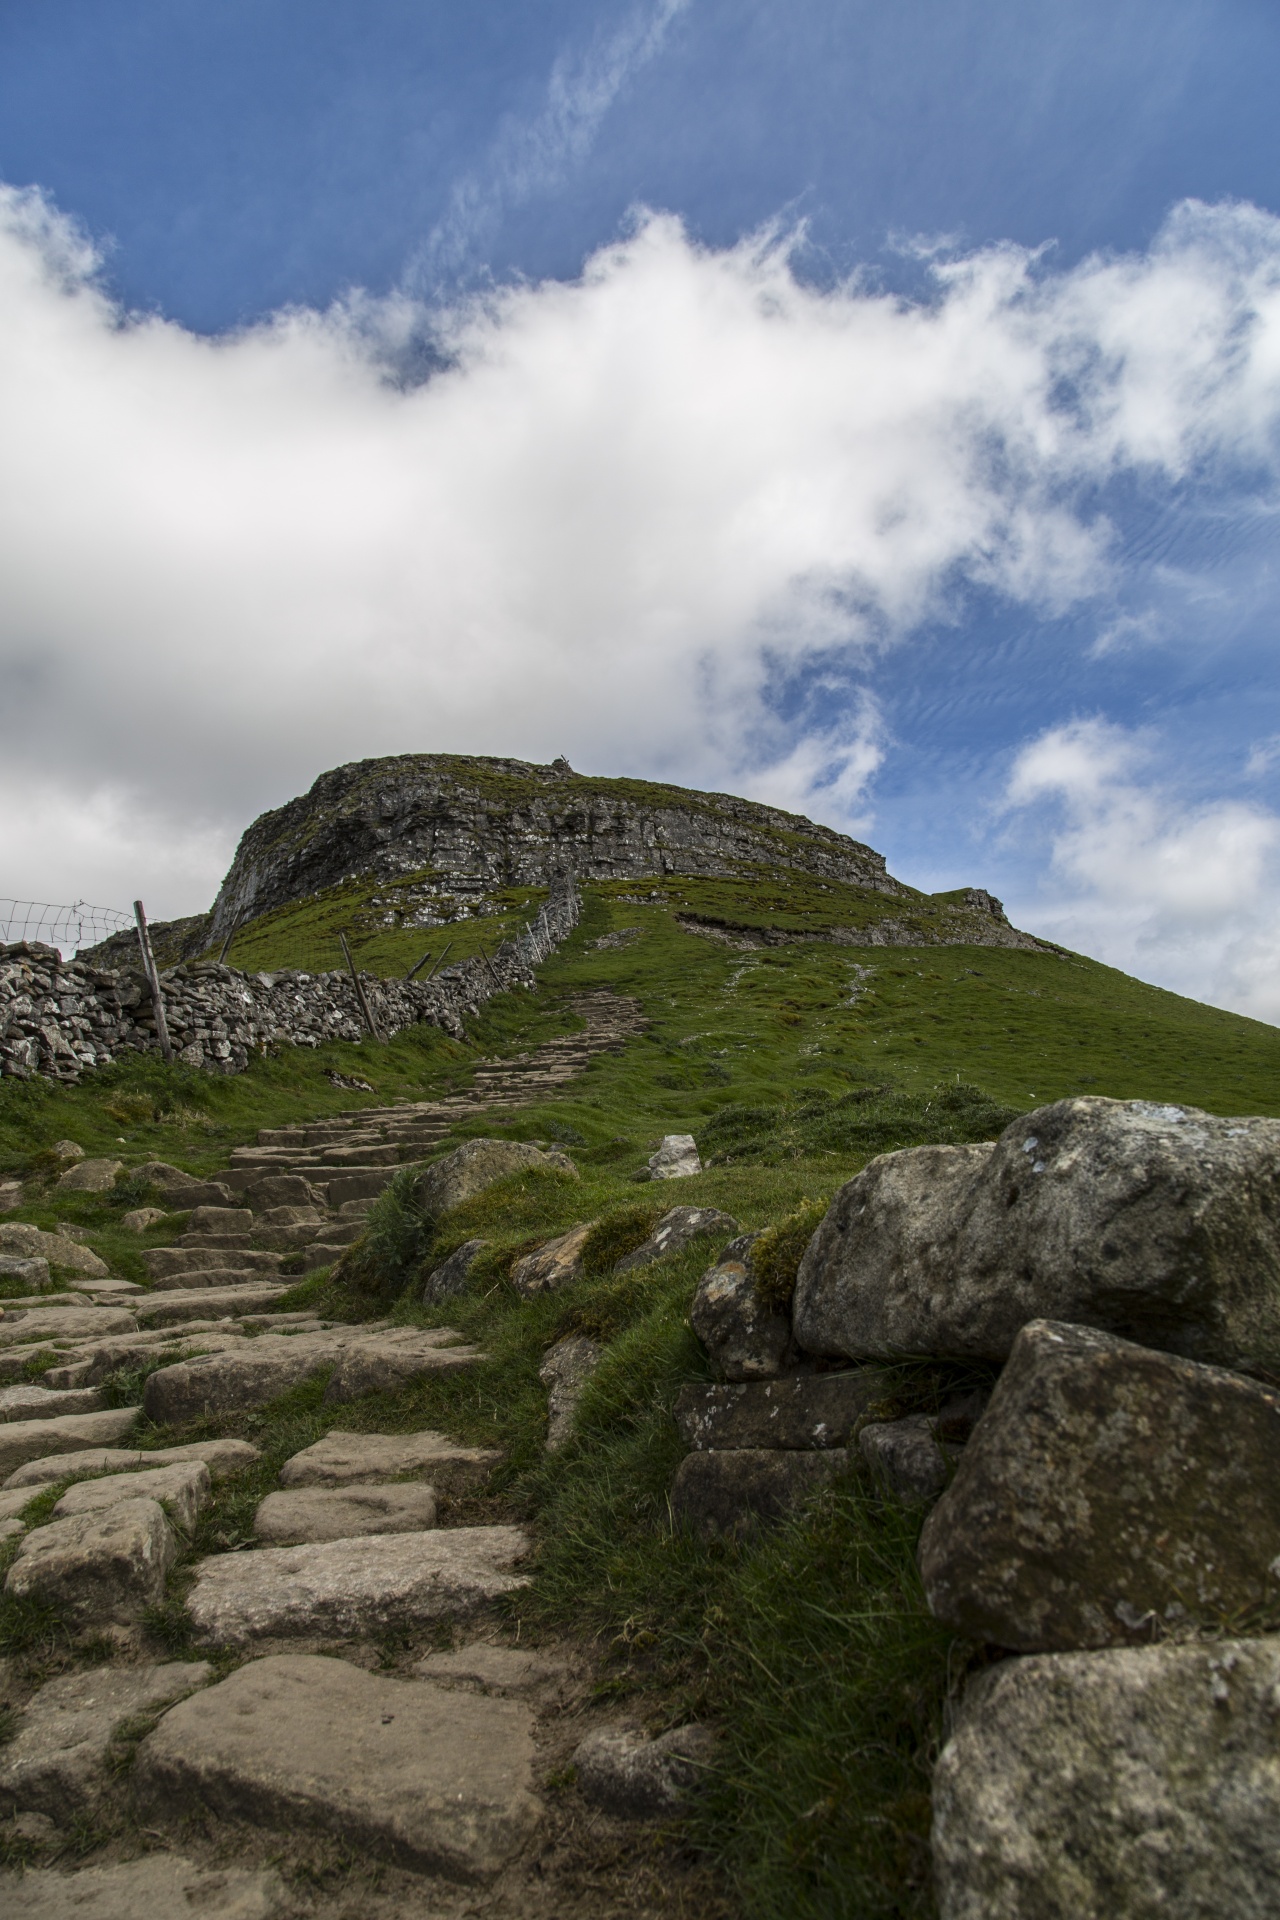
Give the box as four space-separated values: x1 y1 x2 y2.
0 988 726 1917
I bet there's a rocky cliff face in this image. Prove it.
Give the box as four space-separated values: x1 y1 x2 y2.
205 753 907 942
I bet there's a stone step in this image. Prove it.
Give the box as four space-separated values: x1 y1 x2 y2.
133 1652 540 1880
132 1285 290 1327
0 1407 140 1482
142 1328 482 1422
253 1482 438 1544
278 1428 499 1494
1 1854 284 1918
184 1526 531 1644
142 1247 282 1281
137 1267 287 1293
5 1436 259 1490
0 1382 108 1423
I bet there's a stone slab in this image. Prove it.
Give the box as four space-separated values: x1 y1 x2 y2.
0 1408 139 1480
253 1483 437 1545
0 1308 136 1351
674 1370 890 1451
321 1331 482 1402
132 1285 287 1325
278 1429 499 1494
186 1525 530 1644
0 1384 107 1423
0 1855 284 1918
5 1436 259 1489
933 1636 1280 1920
0 1225 110 1277
919 1319 1280 1652
53 1460 210 1533
134 1652 541 1880
670 1447 851 1538
142 1247 282 1280
5 1497 176 1625
0 1660 210 1820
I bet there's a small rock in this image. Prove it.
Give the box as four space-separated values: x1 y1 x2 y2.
510 1223 593 1296
0 1385 107 1424
414 1138 567 1220
415 1645 565 1694
690 1236 793 1380
573 1723 717 1817
615 1204 738 1273
933 1636 1280 1920
4 1497 176 1626
48 1142 84 1164
674 1369 890 1451
919 1318 1280 1652
0 1257 49 1289
0 1660 210 1820
0 1854 285 1918
54 1159 123 1194
670 1448 851 1538
53 1461 210 1534
186 1526 530 1644
0 1180 25 1212
253 1483 437 1545
278 1428 498 1494
5 1436 259 1490
859 1415 958 1501
6 1810 57 1840
540 1335 603 1448
423 1237 488 1304
644 1134 702 1181
135 1653 541 1881
120 1207 168 1232
0 1408 139 1481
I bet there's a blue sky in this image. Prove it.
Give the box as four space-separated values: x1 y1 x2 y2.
2 0 1280 1018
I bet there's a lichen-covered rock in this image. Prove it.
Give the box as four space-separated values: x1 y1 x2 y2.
643 1134 701 1181
794 1100 1280 1366
510 1223 592 1296
674 1370 889 1451
414 1139 567 1219
539 1335 604 1448
690 1236 792 1380
615 1205 738 1273
423 1237 487 1304
933 1637 1280 1920
670 1447 850 1537
919 1319 1280 1652
859 1415 957 1501
573 1722 717 1817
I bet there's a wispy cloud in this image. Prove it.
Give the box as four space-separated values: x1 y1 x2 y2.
410 0 691 291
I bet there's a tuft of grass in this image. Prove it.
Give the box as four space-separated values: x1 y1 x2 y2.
752 1199 830 1311
701 1082 1020 1168
579 1202 664 1277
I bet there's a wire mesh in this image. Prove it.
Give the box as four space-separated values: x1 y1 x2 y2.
0 899 134 958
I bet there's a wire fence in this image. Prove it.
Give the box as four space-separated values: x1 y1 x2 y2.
0 899 134 958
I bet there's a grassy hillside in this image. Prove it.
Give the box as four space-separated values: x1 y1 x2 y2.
3 877 1279 1917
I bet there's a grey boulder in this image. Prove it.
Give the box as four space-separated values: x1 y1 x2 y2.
919 1319 1280 1652
573 1722 717 1817
675 1369 889 1451
509 1223 592 1296
795 1099 1280 1366
934 1636 1280 1920
423 1236 487 1304
670 1447 850 1538
414 1138 568 1220
690 1236 793 1380
615 1205 739 1273
539 1334 603 1449
54 1158 123 1193
859 1415 957 1501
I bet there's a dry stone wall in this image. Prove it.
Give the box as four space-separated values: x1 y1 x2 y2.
0 879 580 1084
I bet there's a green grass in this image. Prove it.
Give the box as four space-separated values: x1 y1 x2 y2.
5 865 1280 1914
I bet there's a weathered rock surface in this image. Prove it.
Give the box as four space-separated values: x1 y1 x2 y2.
510 1223 592 1296
795 1099 1280 1366
0 1855 285 1918
0 1256 49 1288
253 1483 437 1544
5 1436 259 1489
859 1415 957 1501
132 1286 287 1325
573 1723 717 1817
0 1384 107 1423
0 1224 111 1278
142 1246 282 1280
540 1334 604 1448
933 1636 1280 1920
0 1408 139 1480
135 1652 541 1880
278 1428 498 1493
643 1134 702 1181
615 1204 738 1272
675 1370 889 1451
416 1645 566 1695
670 1448 850 1538
0 1308 136 1357
423 1236 487 1304
120 1206 167 1232
186 1525 530 1643
5 1497 175 1625
243 1173 323 1211
52 1461 210 1534
321 1328 481 1402
690 1237 793 1380
131 1163 234 1207
919 1319 1280 1652
0 1660 210 1820
54 1158 123 1193
414 1138 564 1220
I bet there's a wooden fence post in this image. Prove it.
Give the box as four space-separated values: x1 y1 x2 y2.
405 947 434 981
338 931 385 1043
425 939 454 980
133 900 174 1063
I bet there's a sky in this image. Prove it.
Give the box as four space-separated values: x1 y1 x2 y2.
2 0 1280 1020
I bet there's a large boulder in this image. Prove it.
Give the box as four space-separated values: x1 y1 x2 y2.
933 1637 1280 1920
919 1319 1280 1652
413 1139 569 1219
794 1099 1280 1366
0 1224 111 1278
54 1158 123 1193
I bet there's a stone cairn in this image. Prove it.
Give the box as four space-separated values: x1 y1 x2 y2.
671 1093 1280 1920
0 876 580 1082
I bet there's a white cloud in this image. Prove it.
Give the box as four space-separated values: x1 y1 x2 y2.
3 190 1280 931
1004 718 1280 1020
